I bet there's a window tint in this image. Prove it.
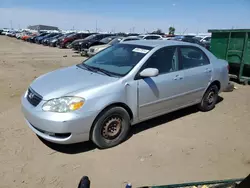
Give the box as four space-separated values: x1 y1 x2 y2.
179 46 209 70
123 38 139 41
143 47 178 74
150 36 161 39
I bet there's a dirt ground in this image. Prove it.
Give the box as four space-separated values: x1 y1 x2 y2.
0 36 250 188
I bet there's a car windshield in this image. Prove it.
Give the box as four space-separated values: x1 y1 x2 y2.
78 44 152 76
108 38 123 45
66 33 76 38
100 37 115 44
84 34 97 40
194 37 202 41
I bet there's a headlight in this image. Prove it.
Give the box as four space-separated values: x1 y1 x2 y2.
42 97 84 113
78 42 82 45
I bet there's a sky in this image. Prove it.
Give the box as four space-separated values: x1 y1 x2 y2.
0 0 250 33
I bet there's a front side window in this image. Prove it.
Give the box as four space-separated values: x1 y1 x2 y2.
142 46 178 74
179 46 210 70
78 44 152 76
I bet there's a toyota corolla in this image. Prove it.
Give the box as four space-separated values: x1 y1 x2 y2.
21 40 229 148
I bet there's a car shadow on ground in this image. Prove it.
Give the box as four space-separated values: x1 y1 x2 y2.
40 96 223 154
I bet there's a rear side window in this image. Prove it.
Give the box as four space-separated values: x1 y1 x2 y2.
179 46 210 70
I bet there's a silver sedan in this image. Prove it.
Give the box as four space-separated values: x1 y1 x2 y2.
21 40 229 148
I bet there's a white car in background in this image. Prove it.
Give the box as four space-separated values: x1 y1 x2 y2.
195 36 211 43
87 36 141 56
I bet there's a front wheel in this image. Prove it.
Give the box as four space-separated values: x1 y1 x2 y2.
91 107 130 149
198 85 218 112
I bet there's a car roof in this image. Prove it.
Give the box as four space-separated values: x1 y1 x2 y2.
122 39 199 48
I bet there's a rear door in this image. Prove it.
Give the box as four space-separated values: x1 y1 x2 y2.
178 46 212 104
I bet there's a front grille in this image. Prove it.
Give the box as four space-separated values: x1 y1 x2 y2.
26 88 42 107
90 48 94 53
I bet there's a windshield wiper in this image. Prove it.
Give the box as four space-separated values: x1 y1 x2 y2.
78 64 120 77
88 66 114 77
78 63 98 73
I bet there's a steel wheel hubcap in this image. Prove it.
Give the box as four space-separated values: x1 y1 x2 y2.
101 116 122 140
207 91 215 104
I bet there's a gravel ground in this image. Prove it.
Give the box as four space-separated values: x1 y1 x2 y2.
0 36 250 188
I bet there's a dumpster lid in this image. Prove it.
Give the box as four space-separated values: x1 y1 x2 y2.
208 29 250 33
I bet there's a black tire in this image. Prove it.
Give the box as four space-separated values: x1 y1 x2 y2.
91 107 130 149
198 85 218 112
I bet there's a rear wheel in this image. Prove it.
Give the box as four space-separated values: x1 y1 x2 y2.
198 85 218 112
91 107 130 149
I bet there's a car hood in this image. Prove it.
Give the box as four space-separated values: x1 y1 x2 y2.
30 65 118 100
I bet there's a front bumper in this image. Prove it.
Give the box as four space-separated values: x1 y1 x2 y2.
21 94 99 144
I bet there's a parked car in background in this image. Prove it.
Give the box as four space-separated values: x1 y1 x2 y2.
42 33 62 46
138 34 163 40
87 36 140 56
55 32 75 48
70 34 98 51
48 33 67 47
22 32 36 41
35 33 58 44
57 33 92 48
27 32 47 43
196 36 211 43
173 35 206 48
43 33 63 46
79 34 115 54
21 40 229 149
194 36 211 50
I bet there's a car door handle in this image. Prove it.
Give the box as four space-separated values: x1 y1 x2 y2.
205 68 212 73
173 75 183 80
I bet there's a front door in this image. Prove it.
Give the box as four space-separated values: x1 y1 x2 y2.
137 46 185 121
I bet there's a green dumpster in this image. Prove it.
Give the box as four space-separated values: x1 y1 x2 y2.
208 29 250 84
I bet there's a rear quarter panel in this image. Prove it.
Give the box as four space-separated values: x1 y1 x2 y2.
203 48 229 92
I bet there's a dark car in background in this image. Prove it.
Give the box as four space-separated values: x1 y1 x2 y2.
42 33 62 46
27 32 47 43
78 34 115 54
53 33 75 47
87 35 118 46
47 33 64 47
35 33 59 44
57 33 93 48
172 35 206 48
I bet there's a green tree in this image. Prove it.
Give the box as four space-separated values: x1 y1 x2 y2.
168 27 175 35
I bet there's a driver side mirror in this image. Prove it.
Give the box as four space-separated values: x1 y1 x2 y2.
139 68 159 78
